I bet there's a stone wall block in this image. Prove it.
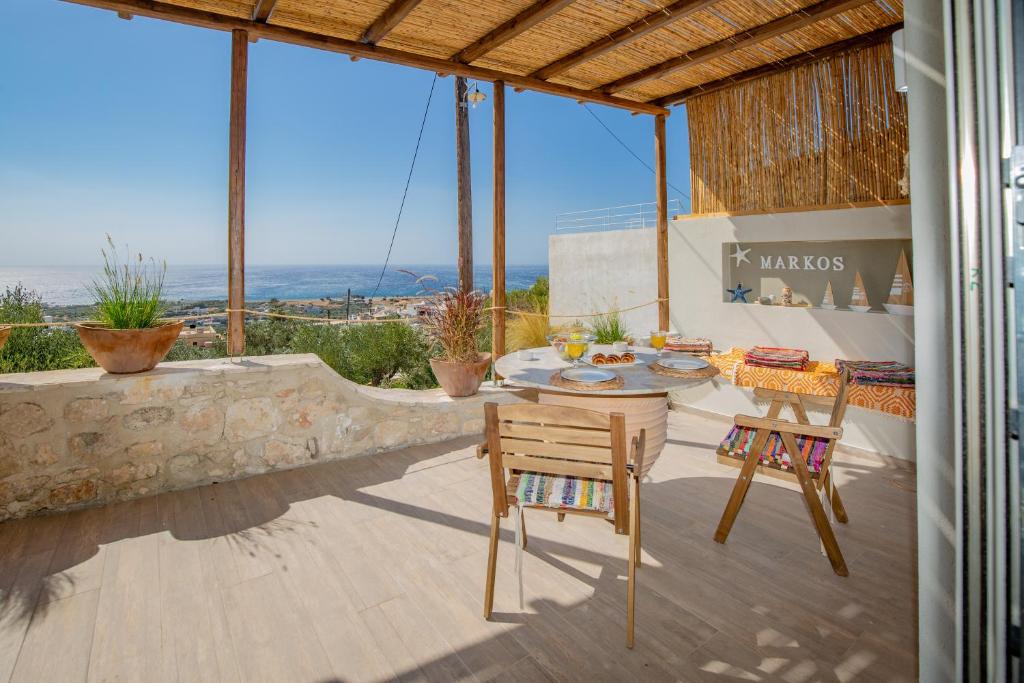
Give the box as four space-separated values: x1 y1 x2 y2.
180 403 225 441
64 397 110 423
224 398 278 442
49 479 97 507
123 406 174 431
0 402 52 437
68 430 117 461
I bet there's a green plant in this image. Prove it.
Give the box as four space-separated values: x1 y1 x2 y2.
292 322 435 388
0 285 96 373
86 235 167 329
424 288 487 363
590 310 629 344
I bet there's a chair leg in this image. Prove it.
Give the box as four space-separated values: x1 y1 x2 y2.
520 506 528 549
557 512 566 522
626 477 639 649
791 459 848 576
484 514 500 619
823 471 849 524
633 483 642 568
714 447 762 543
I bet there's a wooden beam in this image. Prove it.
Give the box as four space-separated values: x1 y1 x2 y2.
228 29 247 356
654 114 669 331
596 0 874 94
61 0 667 115
360 0 425 45
456 77 474 293
492 81 506 367
453 0 576 64
530 0 717 81
251 0 276 23
650 23 902 106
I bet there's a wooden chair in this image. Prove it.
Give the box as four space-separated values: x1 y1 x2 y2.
713 371 851 576
478 402 646 648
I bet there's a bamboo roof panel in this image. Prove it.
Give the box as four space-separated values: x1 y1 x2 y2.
83 0 903 107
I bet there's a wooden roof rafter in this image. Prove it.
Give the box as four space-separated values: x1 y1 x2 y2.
60 0 669 115
530 0 719 81
598 0 877 95
360 0 426 45
453 0 578 64
251 0 276 23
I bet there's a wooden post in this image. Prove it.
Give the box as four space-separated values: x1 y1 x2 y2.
455 76 474 293
228 29 248 355
654 113 669 331
492 81 506 366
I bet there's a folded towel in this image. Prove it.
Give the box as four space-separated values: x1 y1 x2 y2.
835 359 915 388
744 346 810 371
665 336 713 354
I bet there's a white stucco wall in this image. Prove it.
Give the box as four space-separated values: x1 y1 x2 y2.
549 204 917 460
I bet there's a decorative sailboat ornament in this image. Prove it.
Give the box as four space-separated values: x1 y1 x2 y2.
848 271 872 312
883 249 914 316
820 281 837 309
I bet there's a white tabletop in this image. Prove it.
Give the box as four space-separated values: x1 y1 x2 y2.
494 345 717 396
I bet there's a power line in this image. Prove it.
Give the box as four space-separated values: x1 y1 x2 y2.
370 74 438 300
582 104 690 200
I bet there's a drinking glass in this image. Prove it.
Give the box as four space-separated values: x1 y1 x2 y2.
565 339 588 367
650 330 668 356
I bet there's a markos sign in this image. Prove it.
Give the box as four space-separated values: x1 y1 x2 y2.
721 239 912 311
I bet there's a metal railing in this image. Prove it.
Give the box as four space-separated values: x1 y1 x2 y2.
554 199 683 233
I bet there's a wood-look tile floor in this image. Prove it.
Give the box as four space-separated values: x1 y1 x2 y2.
0 411 917 682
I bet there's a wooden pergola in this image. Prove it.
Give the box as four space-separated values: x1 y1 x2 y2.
62 0 903 358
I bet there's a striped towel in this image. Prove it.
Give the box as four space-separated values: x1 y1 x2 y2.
744 346 810 371
665 336 713 354
719 425 829 472
835 360 915 388
515 472 615 513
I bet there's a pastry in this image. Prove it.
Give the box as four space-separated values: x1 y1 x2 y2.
620 352 636 363
606 354 621 364
590 353 607 365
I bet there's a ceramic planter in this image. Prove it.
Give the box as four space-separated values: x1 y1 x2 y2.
430 352 491 397
75 321 184 374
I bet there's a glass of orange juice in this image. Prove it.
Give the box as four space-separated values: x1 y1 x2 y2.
565 333 590 367
650 330 668 356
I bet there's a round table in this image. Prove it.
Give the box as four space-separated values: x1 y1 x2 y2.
494 345 718 477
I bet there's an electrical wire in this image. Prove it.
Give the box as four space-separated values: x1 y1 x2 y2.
369 74 438 300
582 104 690 199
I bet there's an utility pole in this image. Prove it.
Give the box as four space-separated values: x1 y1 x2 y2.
346 288 351 320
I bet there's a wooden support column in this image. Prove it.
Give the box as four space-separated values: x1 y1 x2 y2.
492 81 506 366
654 113 669 331
228 29 248 355
455 77 474 292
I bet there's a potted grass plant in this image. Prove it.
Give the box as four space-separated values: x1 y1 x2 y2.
75 236 182 374
425 288 490 397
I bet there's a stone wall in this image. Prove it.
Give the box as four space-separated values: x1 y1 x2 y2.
0 354 526 521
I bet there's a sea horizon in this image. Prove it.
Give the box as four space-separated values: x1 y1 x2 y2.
0 264 549 307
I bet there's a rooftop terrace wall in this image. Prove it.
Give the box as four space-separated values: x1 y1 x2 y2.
0 355 525 521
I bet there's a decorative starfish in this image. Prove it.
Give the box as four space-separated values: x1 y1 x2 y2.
727 283 752 303
730 244 751 267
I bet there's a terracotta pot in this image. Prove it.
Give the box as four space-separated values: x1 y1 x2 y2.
0 326 9 353
430 353 491 397
75 321 184 374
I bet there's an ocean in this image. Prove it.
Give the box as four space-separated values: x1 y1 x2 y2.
0 264 549 306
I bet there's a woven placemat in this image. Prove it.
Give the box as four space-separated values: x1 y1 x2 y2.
548 370 625 391
648 361 720 380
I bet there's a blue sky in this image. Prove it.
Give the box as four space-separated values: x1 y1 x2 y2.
1 0 690 266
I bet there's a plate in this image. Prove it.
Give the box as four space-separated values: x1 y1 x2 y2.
560 367 617 383
658 357 709 371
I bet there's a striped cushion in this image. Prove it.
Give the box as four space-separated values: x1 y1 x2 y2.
719 426 829 473
513 472 615 513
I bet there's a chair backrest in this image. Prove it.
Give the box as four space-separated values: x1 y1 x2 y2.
483 403 630 533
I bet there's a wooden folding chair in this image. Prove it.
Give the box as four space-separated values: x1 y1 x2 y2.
478 402 646 648
713 371 851 576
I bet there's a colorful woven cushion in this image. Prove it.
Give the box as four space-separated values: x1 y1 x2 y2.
744 346 810 371
719 425 829 472
514 472 614 513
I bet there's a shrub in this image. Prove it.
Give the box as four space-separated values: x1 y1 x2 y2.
0 285 95 373
506 302 550 351
87 236 167 329
292 322 436 389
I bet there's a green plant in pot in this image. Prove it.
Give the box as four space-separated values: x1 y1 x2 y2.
425 288 490 397
75 236 182 374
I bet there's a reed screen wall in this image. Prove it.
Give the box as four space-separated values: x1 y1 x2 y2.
686 42 908 214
